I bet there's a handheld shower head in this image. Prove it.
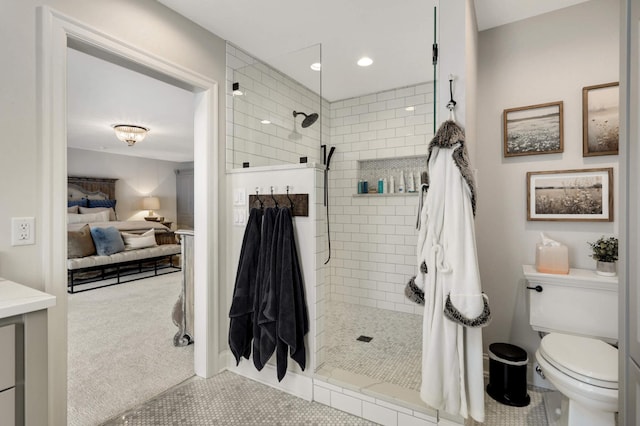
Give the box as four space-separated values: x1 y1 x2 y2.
293 110 319 128
326 146 336 169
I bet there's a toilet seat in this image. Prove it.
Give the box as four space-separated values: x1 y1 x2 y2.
539 333 618 390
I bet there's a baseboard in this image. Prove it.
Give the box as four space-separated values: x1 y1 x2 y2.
227 359 313 401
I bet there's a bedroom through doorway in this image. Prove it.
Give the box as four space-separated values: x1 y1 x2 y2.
65 44 196 426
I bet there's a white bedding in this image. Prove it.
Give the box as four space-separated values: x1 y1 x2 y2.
67 220 171 234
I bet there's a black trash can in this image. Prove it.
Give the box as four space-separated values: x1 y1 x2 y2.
486 343 530 407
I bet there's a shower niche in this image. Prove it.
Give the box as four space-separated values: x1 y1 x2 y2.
355 156 427 196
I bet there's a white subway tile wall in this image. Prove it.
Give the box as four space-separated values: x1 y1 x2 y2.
327 83 434 315
226 41 434 314
226 43 322 169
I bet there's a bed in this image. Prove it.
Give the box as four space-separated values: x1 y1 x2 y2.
67 176 180 292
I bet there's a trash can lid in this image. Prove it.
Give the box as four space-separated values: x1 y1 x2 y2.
489 343 528 364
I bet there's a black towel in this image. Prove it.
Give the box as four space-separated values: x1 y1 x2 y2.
264 207 309 381
228 208 262 365
252 207 277 370
258 207 280 369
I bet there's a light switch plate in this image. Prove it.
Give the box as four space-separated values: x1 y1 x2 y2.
233 188 246 206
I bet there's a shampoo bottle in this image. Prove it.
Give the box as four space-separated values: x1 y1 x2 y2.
408 172 415 192
398 171 405 193
389 175 395 194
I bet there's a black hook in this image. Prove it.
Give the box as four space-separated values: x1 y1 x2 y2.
446 75 456 111
270 186 279 207
255 187 264 209
286 185 294 210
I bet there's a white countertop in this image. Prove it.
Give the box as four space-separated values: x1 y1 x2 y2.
0 278 56 319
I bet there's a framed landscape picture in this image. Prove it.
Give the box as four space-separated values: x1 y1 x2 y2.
503 101 564 157
583 82 619 156
527 168 613 222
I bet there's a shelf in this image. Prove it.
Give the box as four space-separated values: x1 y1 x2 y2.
353 192 419 197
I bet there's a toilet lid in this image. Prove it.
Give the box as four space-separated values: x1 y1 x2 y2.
539 333 618 389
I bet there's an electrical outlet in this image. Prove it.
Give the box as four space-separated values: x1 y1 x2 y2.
11 217 35 246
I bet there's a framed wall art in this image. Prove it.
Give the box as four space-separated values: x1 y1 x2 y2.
527 168 613 222
503 101 564 157
583 82 619 156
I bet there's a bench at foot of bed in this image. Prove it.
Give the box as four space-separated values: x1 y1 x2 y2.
67 244 181 293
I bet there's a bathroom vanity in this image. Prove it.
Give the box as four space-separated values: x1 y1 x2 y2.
0 278 56 426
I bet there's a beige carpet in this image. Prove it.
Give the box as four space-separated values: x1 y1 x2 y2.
67 273 194 426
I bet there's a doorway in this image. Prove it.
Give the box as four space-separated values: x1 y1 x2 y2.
39 7 220 424
65 44 197 424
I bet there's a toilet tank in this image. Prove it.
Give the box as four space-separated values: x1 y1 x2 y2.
523 265 618 341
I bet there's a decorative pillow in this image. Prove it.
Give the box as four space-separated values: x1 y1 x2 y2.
90 226 125 256
122 229 157 250
67 205 79 214
88 199 117 209
79 206 116 221
68 199 88 208
67 224 96 259
67 210 110 224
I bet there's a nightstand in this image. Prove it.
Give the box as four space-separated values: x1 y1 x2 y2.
161 221 173 229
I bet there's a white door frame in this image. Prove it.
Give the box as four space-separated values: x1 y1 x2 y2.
38 6 220 423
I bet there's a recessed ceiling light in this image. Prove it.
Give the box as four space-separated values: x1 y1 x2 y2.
310 62 321 71
405 106 415 111
260 119 271 124
357 57 373 67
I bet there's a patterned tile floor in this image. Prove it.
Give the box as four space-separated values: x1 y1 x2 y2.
102 371 375 425
323 301 550 426
102 300 552 425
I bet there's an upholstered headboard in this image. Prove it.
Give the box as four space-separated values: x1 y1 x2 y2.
68 176 117 201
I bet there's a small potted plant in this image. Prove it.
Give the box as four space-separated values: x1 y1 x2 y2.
588 236 618 276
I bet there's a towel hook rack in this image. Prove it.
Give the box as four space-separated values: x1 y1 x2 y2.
286 185 294 210
270 186 279 207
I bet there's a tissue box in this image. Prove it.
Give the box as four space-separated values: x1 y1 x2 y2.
535 243 569 274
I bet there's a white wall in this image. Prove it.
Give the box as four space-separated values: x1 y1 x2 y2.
476 0 620 357
327 83 434 314
226 44 322 169
1 2 227 424
68 148 184 224
226 165 325 397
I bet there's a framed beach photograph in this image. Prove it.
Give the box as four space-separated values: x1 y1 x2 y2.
503 101 564 157
583 82 619 156
527 168 613 222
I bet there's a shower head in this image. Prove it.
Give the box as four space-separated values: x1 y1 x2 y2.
293 110 319 128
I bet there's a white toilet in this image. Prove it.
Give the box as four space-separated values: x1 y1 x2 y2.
523 265 618 426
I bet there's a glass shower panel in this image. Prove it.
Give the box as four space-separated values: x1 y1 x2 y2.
227 42 322 169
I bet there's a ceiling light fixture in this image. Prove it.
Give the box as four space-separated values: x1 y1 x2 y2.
112 124 149 147
405 106 415 111
357 57 373 67
260 119 271 124
310 62 321 71
232 82 243 96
